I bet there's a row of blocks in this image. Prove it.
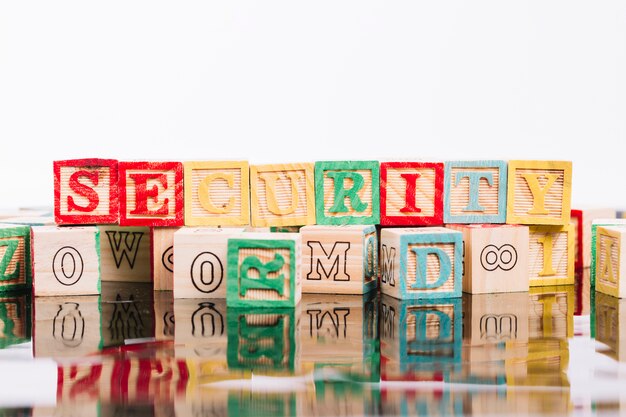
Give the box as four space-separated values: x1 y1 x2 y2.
54 159 572 227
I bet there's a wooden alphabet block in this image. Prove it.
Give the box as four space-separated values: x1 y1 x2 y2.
32 226 100 296
595 226 626 298
119 161 184 226
506 160 572 225
315 161 380 225
226 233 301 307
250 163 316 227
151 227 181 291
173 227 245 299
54 158 119 225
98 225 151 282
300 225 378 294
444 160 508 223
0 224 32 293
0 293 31 349
447 224 529 294
595 292 626 362
528 224 574 286
183 161 250 226
590 219 626 287
570 208 616 269
174 298 227 359
100 282 154 347
379 227 463 299
380 162 444 226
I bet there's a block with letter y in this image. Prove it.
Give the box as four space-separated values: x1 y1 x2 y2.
0 224 31 293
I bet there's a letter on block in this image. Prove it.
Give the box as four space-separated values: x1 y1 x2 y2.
570 208 616 270
315 161 380 225
98 225 151 283
174 298 227 359
226 234 301 307
54 158 119 225
300 225 378 295
119 161 184 226
32 226 100 296
151 227 181 291
0 224 32 293
529 286 574 339
380 227 463 300
183 161 250 226
250 163 316 227
447 224 529 294
506 160 572 225
528 225 574 287
380 162 444 226
595 226 626 298
591 219 626 287
444 160 508 224
595 293 626 361
173 227 245 299
0 294 30 349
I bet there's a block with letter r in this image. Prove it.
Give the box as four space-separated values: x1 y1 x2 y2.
0 224 31 293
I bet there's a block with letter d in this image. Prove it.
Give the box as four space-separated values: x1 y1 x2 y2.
0 224 32 293
380 227 462 299
226 233 301 307
595 226 626 298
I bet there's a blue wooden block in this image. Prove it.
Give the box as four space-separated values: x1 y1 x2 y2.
444 160 508 224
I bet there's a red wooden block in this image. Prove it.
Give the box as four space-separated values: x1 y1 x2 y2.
119 161 184 226
380 161 444 226
571 209 583 270
54 159 119 225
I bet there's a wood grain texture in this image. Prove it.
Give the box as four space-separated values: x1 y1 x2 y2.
183 161 250 226
595 292 626 362
98 225 151 283
507 160 572 225
250 163 315 227
590 219 626 287
528 286 574 339
153 290 174 341
0 224 31 293
595 226 626 298
571 208 616 269
528 225 574 286
151 227 181 291
32 226 100 296
174 298 227 359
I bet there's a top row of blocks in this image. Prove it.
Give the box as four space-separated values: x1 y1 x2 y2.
54 159 572 227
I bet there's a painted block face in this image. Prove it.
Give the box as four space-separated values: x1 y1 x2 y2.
506 160 572 225
119 161 184 226
54 159 119 225
183 161 250 226
315 161 380 225
380 162 444 226
595 293 626 362
590 219 626 287
98 225 151 282
32 226 100 296
250 163 316 227
173 227 245 299
529 286 574 339
0 293 31 349
226 233 301 307
444 160 507 224
595 226 626 298
570 208 616 270
380 227 463 299
0 225 31 293
528 225 574 286
448 224 529 294
174 298 227 359
151 227 181 291
300 225 378 294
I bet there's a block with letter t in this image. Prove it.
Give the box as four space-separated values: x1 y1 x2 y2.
379 227 462 299
54 158 119 225
0 224 32 293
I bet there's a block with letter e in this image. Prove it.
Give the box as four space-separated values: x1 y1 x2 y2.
54 158 119 225
0 224 31 293
380 227 463 299
226 233 301 307
529 224 574 287
595 226 626 298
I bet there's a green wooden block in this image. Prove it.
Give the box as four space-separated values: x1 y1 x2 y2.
315 161 380 225
0 292 31 349
0 224 32 293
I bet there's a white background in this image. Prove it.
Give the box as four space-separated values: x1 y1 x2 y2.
1 1 625 209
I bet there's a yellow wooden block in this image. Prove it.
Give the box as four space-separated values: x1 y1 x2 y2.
529 285 574 339
250 163 316 227
596 226 626 298
595 292 626 362
98 225 151 283
184 161 250 226
174 298 227 359
152 227 181 291
506 160 572 225
528 224 574 286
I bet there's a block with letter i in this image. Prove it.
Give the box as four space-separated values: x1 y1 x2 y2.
300 225 378 294
54 158 119 225
119 161 184 226
380 162 444 226
507 160 572 225
595 226 626 298
444 160 507 224
32 226 100 296
315 161 380 225
528 225 574 286
227 233 301 307
0 224 31 293
183 160 250 226
379 227 463 299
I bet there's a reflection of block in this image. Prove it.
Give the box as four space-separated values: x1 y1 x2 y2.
228 391 297 417
0 224 32 293
56 359 114 404
448 224 529 293
574 268 591 317
379 227 463 299
506 160 572 225
380 162 444 226
100 282 154 347
173 227 245 299
591 219 626 287
99 225 151 283
154 291 174 341
250 163 316 227
463 293 529 346
595 226 626 298
444 160 507 224
315 161 380 225
119 161 184 226
32 226 100 296
0 293 31 349
595 292 626 362
300 225 377 294
528 225 574 286
54 158 119 225
174 298 227 359
509 338 570 387
226 233 301 307
183 161 250 226
570 208 616 269
151 227 181 291
528 286 574 339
